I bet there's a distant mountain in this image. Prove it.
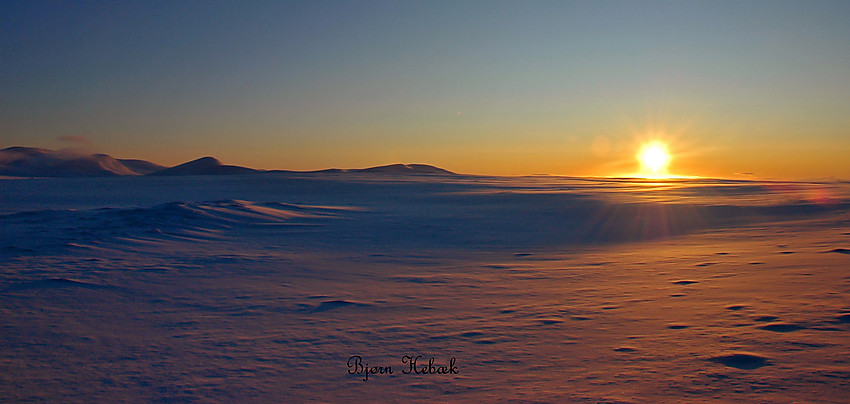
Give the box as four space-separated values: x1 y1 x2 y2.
0 146 156 177
147 156 260 176
280 164 455 175
354 163 454 175
118 159 166 175
0 146 456 177
0 146 52 157
55 153 138 176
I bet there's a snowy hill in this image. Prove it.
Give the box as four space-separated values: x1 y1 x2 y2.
0 147 159 177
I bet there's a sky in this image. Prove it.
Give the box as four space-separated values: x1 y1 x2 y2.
2 0 850 178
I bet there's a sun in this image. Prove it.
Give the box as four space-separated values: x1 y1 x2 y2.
638 142 671 176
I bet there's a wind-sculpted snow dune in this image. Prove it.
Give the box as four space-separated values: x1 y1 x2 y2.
0 199 355 256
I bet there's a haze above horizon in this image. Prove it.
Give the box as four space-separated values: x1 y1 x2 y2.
3 1 850 179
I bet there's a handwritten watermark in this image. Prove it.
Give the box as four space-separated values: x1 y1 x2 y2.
347 355 459 381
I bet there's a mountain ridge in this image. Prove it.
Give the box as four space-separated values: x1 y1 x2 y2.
147 156 261 176
0 147 456 177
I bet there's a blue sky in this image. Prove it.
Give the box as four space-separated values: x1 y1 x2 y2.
3 1 850 177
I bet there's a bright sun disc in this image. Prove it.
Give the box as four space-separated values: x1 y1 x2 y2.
638 142 670 174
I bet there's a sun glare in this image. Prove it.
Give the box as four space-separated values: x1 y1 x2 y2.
638 142 671 176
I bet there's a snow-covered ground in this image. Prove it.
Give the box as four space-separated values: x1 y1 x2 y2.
2 173 849 402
